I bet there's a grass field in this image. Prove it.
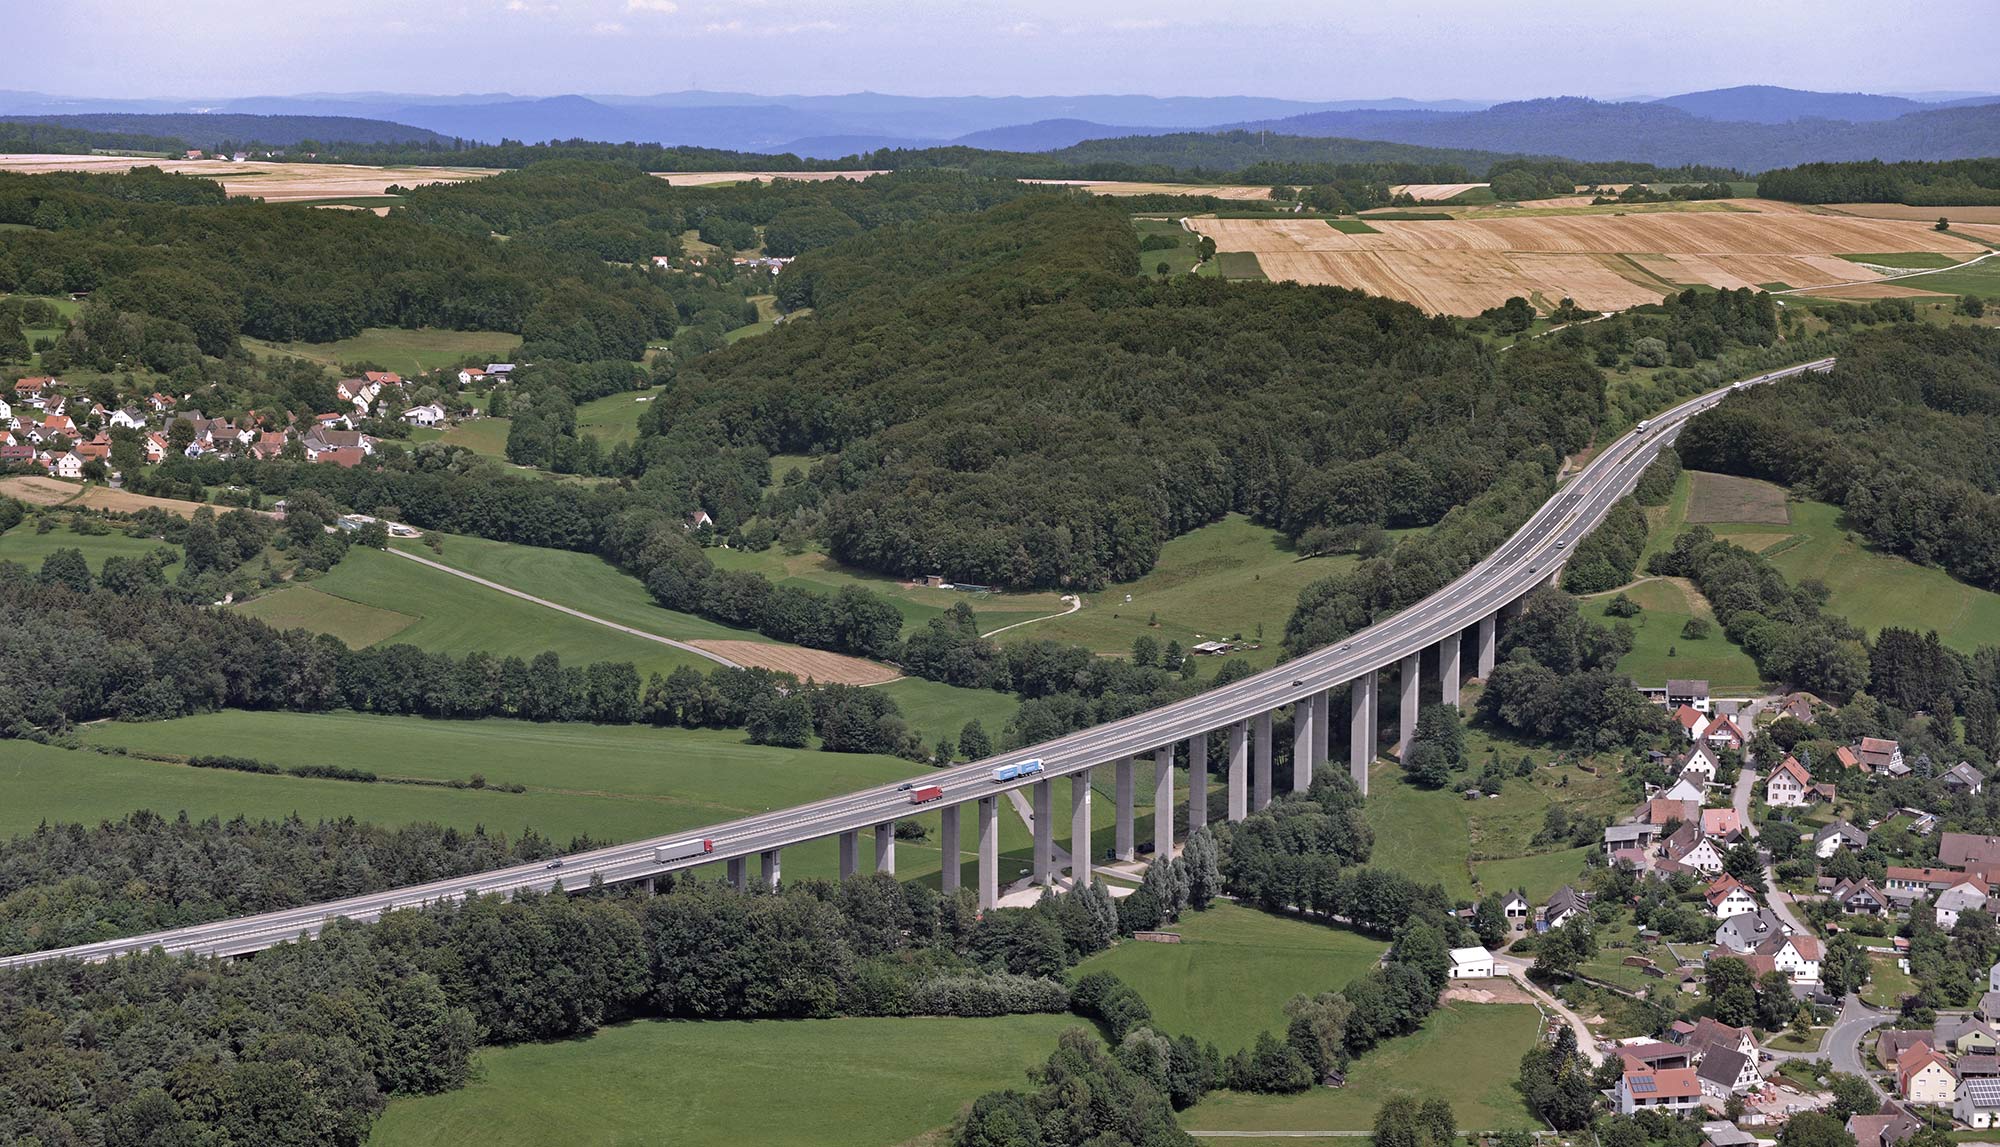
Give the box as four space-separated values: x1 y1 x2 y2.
707 546 1063 636
1182 1003 1541 1133
0 519 185 578
1008 515 1358 670
245 327 520 375
255 545 717 678
1074 904 1384 1051
1862 954 1915 1008
1649 474 2000 653
1862 255 2000 298
1362 751 1623 900
573 388 662 446
1133 216 1221 278
370 1014 1079 1147
1687 472 1790 524
238 584 417 645
1589 578 1764 692
435 417 512 456
1214 251 1267 280
1327 218 1380 234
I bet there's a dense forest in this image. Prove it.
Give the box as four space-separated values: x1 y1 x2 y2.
0 120 187 155
1757 157 2000 205
1677 325 2000 593
633 195 1603 588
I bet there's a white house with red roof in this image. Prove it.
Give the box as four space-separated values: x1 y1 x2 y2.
1705 874 1759 919
1702 714 1748 750
1766 756 1812 807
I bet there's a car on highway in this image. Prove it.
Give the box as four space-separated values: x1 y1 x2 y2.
1555 540 1567 549
1291 679 1303 687
896 782 914 791
545 859 565 870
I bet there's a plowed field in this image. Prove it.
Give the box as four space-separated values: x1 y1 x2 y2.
689 640 901 686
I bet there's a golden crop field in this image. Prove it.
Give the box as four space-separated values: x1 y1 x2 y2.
0 153 491 200
1389 182 1488 201
1189 202 1991 315
1019 179 1274 199
650 170 887 186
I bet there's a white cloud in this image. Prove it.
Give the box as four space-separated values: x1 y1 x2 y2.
1107 18 1173 30
626 0 676 11
591 19 625 33
701 17 835 35
1005 21 1040 36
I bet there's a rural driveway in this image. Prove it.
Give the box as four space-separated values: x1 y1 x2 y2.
1731 767 1812 935
1493 954 1607 1067
980 594 1082 638
386 548 743 668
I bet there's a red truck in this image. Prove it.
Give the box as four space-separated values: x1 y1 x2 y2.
908 785 945 805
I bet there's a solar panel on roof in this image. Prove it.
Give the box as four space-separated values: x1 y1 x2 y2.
1631 1077 1657 1093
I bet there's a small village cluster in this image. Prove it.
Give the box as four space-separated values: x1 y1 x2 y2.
0 365 513 475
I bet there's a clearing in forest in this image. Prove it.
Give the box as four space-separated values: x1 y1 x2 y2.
1686 472 1790 524
1188 203 1990 315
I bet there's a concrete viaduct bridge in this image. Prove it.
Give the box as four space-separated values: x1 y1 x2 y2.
0 359 1835 968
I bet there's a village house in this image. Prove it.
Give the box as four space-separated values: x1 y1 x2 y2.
401 403 447 428
1898 1042 1955 1105
1943 833 2000 875
1679 744 1722 785
1847 1102 1924 1147
1945 763 1986 795
1674 705 1708 741
1958 1077 2000 1129
1448 946 1494 979
485 363 515 378
1543 885 1590 930
1816 820 1870 858
49 451 83 479
1938 1018 2000 1055
363 371 403 387
1645 797 1701 827
1702 714 1749 750
1859 737 1905 774
1715 908 1788 954
1837 745 1864 772
1694 1045 1761 1098
1766 756 1812 807
1938 878 1994 931
1879 1029 1940 1067
1704 874 1759 919
1667 679 1712 712
1662 772 1707 804
1752 932 1822 984
1668 825 1727 875
1702 807 1743 840
1831 878 1888 916
457 367 488 386
1501 891 1532 930
1616 1065 1702 1115
1671 1017 1760 1061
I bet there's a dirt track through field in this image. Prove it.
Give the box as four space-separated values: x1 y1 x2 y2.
1189 205 1989 315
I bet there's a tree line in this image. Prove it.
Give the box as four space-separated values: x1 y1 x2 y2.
1757 158 2000 206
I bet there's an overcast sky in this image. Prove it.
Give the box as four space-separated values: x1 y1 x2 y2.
19 0 1999 101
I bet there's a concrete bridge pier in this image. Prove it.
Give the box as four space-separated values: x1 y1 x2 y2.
1226 721 1249 822
639 875 656 895
977 796 1000 910
1396 652 1420 758
940 805 961 895
838 830 859 880
1187 735 1208 832
874 822 894 874
1114 758 1136 862
759 849 781 891
1349 671 1376 795
1070 766 1094 887
1314 691 1332 770
1291 696 1316 792
1154 745 1175 858
1252 712 1273 811
1032 779 1055 886
1476 614 1497 678
1440 631 1464 710
726 857 746 891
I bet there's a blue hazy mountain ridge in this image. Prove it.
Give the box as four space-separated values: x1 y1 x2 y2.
1237 96 2000 169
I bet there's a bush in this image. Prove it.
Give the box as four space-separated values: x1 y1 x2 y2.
1681 617 1712 639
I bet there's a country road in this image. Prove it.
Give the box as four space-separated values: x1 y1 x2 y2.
1494 954 1608 1067
387 547 742 668
1732 766 1811 935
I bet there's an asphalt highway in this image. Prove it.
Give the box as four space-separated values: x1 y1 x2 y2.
0 357 1836 968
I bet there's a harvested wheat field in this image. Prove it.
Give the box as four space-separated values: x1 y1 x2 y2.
1389 182 1487 201
651 170 886 186
690 640 901 686
1019 179 1274 199
1799 282 1952 299
0 153 490 200
1826 203 2000 225
1189 205 1989 315
0 476 256 518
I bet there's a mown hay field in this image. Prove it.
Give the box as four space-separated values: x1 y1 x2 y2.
1189 204 1990 315
689 640 901 685
1390 181 1488 201
0 153 490 200
1020 178 1274 199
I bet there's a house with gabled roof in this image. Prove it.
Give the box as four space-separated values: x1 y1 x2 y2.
1667 679 1712 712
1958 1077 2000 1129
1767 756 1812 807
1695 1045 1760 1098
1754 932 1822 983
1705 874 1758 919
1878 1029 1939 1067
1836 745 1863 772
1702 807 1742 840
1669 826 1727 875
1703 714 1748 750
1945 762 1986 795
1674 705 1708 741
1898 1042 1955 1105
1544 885 1590 929
1832 878 1888 916
1816 820 1870 858
1663 773 1707 804
1848 1101 1923 1147
1715 908 1787 953
1937 877 1992 931
1860 737 1905 774
1679 743 1722 785
1616 1064 1702 1114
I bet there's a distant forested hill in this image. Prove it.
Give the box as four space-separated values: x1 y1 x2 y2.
1241 97 2000 171
1 112 445 149
0 121 187 155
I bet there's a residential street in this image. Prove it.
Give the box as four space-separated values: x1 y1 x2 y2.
1733 765 1811 934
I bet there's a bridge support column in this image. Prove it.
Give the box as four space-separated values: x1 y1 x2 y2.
1154 745 1175 858
1476 614 1497 679
874 821 895 874
838 830 859 880
1291 695 1316 792
1032 779 1055 886
639 875 656 895
1227 721 1249 822
940 805 961 895
1114 759 1136 862
1070 767 1094 887
1314 691 1333 769
759 848 781 891
1252 712 1273 811
1350 671 1376 796
1396 652 1420 758
977 796 1000 911
1439 631 1463 711
1187 735 1208 832
726 857 746 891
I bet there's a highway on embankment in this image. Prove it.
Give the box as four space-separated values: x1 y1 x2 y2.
0 356 1837 968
